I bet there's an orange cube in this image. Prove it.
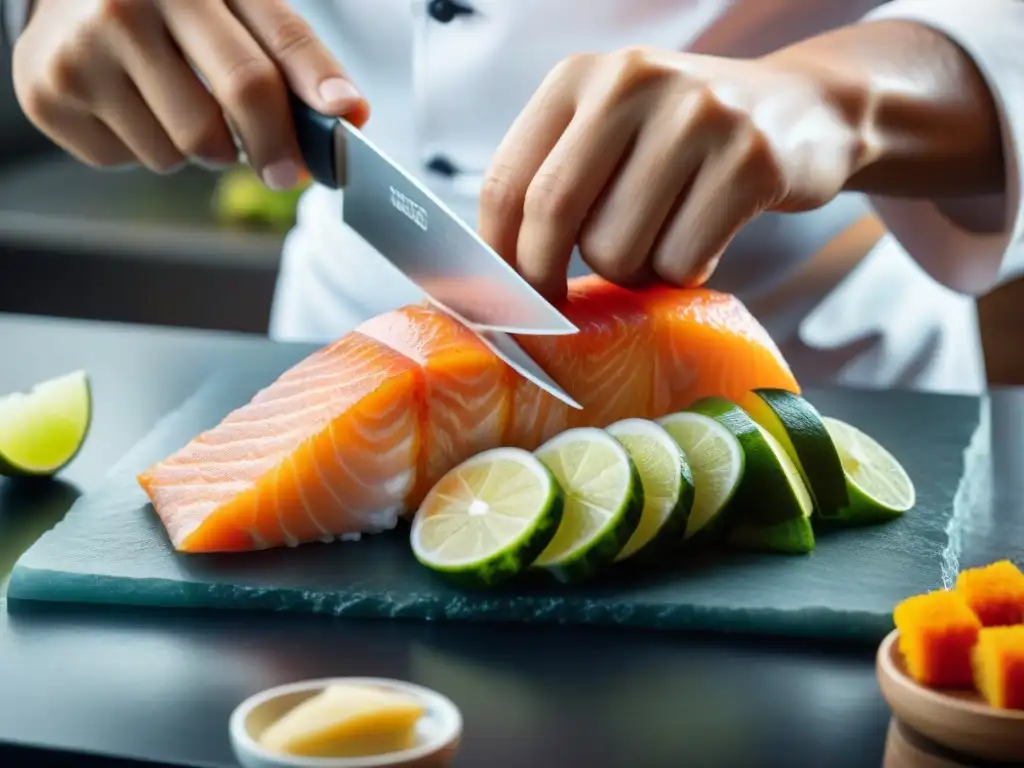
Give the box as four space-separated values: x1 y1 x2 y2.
971 626 1024 709
893 589 982 688
955 560 1024 627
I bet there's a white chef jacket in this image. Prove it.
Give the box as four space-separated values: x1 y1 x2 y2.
8 0 1022 394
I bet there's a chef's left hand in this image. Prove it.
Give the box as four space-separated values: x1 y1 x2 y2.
478 46 867 300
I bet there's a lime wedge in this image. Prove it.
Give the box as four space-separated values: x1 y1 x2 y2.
740 389 848 517
0 370 92 478
410 447 563 587
605 418 694 561
533 427 643 583
822 416 915 524
657 411 743 544
691 397 815 554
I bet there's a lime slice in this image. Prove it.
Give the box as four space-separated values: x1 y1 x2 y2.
410 447 563 587
656 411 743 543
691 397 815 554
822 416 915 524
0 370 92 478
740 389 848 518
605 418 694 561
532 427 643 583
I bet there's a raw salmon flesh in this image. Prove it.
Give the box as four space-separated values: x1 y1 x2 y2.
138 276 799 553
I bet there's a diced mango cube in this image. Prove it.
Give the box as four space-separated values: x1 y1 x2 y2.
955 560 1024 627
972 625 1024 709
893 589 981 687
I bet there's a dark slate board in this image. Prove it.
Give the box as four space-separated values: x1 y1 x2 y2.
7 349 986 643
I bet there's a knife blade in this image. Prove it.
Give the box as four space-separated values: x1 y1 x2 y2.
288 92 577 337
288 92 583 410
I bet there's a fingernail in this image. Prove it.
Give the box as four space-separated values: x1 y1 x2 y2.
318 77 362 109
262 159 300 190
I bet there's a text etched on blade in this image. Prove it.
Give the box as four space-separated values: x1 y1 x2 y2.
389 186 428 231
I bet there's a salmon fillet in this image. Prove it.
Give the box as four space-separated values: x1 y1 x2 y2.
506 277 655 450
358 304 513 508
636 283 799 414
137 333 423 551
139 277 799 553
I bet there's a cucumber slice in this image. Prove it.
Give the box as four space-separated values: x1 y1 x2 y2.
410 447 563 587
605 418 694 561
532 427 643 583
690 397 815 554
740 389 848 517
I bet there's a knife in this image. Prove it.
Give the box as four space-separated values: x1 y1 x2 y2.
288 92 582 410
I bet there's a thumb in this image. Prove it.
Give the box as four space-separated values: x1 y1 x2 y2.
229 0 370 127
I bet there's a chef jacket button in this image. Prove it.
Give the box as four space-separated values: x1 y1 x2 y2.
427 0 473 23
425 155 459 177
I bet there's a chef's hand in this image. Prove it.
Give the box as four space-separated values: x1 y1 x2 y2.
12 0 368 189
478 46 866 300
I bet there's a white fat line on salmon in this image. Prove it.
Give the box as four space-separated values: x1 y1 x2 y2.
272 463 301 548
326 420 417 505
307 439 403 535
239 489 270 551
292 454 336 544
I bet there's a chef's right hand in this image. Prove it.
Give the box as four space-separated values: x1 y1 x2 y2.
12 0 368 189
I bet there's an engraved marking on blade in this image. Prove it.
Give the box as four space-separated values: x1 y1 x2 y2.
389 186 428 231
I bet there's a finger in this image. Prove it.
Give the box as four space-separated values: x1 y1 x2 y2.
227 0 369 126
163 2 300 189
477 56 588 271
652 132 781 286
578 94 710 285
515 105 639 300
21 93 136 169
90 73 186 173
109 21 237 165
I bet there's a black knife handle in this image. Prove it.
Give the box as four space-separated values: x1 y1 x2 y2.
288 90 339 189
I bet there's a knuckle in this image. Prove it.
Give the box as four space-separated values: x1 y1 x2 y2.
174 113 228 158
545 52 594 89
263 14 317 60
97 0 143 27
687 87 734 132
578 230 634 282
45 48 91 101
478 167 521 218
604 45 662 95
222 59 281 110
523 171 577 222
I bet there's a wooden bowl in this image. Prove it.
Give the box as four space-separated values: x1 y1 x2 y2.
876 629 1024 763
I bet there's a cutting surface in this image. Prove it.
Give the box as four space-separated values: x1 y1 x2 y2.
7 349 985 643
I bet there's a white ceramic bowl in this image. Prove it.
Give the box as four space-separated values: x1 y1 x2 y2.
229 677 463 768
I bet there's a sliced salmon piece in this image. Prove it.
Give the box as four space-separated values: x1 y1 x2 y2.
137 332 423 552
506 276 656 450
358 304 513 507
635 283 799 414
139 277 800 553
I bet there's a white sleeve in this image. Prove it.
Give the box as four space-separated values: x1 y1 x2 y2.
859 0 1024 296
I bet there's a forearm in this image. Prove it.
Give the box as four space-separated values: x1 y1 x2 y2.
766 19 1005 198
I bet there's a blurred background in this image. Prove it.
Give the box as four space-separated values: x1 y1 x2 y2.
0 38 1020 385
